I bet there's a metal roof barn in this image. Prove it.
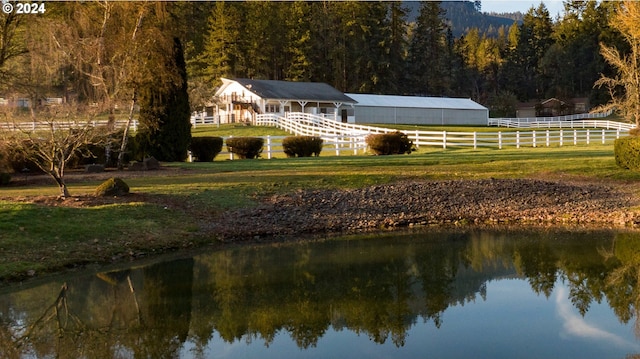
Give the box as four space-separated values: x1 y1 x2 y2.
345 93 489 125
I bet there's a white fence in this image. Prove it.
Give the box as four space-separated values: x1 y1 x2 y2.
0 119 138 132
252 112 629 154
486 109 631 130
3 111 632 160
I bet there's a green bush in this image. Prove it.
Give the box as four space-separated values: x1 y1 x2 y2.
282 136 323 157
226 137 264 159
614 136 640 169
190 136 224 162
365 131 413 155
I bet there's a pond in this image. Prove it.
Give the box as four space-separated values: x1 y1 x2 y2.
2 228 640 358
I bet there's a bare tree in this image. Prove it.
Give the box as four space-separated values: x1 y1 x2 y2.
595 0 640 127
0 106 112 198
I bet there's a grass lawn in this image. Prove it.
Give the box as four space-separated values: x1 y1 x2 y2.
2 124 640 285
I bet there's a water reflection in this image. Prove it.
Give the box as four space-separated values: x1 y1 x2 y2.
2 228 640 358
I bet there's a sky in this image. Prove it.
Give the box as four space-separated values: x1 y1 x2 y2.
476 0 566 17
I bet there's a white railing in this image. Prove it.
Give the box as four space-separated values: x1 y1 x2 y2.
252 112 630 153
487 118 634 131
487 109 626 128
0 119 138 132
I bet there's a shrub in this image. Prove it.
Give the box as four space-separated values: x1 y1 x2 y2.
5 142 42 174
0 144 10 184
226 137 264 159
0 173 10 185
282 136 323 157
190 136 224 162
614 136 640 169
365 131 413 155
95 177 130 197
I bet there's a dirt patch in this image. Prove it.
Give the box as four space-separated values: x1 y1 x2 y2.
209 178 640 241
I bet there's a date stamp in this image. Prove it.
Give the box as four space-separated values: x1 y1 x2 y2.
2 1 46 15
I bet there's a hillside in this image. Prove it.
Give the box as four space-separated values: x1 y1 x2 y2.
405 1 521 38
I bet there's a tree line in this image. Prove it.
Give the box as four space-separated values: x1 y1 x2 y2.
0 1 633 117
194 0 627 117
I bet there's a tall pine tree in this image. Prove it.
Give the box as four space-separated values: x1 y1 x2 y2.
406 1 450 96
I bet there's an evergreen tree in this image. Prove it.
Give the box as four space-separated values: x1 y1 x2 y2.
501 3 554 101
406 1 450 96
385 2 410 94
284 1 312 81
201 1 244 85
137 37 192 162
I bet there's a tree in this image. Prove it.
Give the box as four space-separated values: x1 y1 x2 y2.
406 1 450 96
500 4 554 101
0 11 28 90
595 0 640 127
136 38 192 162
0 107 111 198
201 1 243 85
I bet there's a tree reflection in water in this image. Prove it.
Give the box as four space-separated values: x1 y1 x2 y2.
0 228 638 357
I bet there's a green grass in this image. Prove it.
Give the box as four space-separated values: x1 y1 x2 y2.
2 137 640 284
0 200 197 281
192 123 290 137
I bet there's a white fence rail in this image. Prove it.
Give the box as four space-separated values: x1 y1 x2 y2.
486 109 630 129
0 119 138 132
251 112 629 155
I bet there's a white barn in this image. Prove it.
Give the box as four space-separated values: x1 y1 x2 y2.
345 93 489 126
212 78 356 124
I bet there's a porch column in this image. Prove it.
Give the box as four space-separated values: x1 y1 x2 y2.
333 102 343 122
279 100 288 116
298 101 308 113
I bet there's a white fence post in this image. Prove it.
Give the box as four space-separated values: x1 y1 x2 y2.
516 131 520 149
532 130 536 148
602 129 606 144
586 129 590 145
546 129 550 147
267 135 272 159
442 131 447 149
473 132 477 149
560 130 564 146
498 131 502 149
573 129 577 145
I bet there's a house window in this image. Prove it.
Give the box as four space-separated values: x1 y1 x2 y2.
266 104 280 113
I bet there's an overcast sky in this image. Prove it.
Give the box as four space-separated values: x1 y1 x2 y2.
475 0 566 17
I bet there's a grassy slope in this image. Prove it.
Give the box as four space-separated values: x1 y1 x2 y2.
1 123 639 284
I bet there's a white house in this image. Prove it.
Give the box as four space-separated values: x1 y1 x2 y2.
345 93 489 126
212 78 357 124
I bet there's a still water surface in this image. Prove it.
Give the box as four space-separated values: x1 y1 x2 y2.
2 228 640 358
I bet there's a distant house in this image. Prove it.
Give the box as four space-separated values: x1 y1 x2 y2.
516 97 591 118
345 93 489 125
212 78 356 124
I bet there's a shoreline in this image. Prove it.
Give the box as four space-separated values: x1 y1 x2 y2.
2 177 640 287
209 178 640 241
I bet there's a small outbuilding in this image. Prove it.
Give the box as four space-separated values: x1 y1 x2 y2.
345 93 489 126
